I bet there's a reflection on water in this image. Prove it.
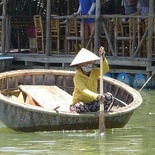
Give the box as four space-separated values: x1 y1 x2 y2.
0 89 155 155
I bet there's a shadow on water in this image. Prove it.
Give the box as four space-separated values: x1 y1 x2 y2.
0 89 155 155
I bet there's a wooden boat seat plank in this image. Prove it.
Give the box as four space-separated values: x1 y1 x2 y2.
19 85 72 112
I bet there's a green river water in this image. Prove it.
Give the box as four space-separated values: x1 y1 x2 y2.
0 89 155 155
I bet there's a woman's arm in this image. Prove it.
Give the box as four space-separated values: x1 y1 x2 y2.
77 4 82 14
88 2 96 14
74 76 99 100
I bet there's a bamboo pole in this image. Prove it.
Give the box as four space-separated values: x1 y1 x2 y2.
101 19 115 56
45 0 51 56
133 28 148 57
147 0 154 78
94 0 101 54
2 0 6 54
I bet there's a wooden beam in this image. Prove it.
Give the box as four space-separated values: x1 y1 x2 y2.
147 0 154 75
45 0 51 56
2 0 6 54
101 19 115 56
133 28 148 57
94 0 101 54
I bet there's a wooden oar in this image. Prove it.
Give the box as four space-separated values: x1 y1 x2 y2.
113 97 128 106
139 71 155 91
99 53 105 136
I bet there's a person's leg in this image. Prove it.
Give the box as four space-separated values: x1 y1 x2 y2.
87 100 100 112
81 23 89 48
88 23 95 50
70 102 90 113
89 23 95 35
86 92 113 112
89 22 102 49
89 93 113 112
70 92 113 113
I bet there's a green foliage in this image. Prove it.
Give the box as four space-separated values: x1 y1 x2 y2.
6 0 47 16
51 0 67 15
0 0 79 16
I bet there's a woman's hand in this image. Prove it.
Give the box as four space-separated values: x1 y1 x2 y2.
99 46 105 56
73 12 78 17
97 92 113 101
97 94 105 101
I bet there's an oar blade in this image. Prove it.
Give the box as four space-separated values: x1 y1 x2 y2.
99 102 105 135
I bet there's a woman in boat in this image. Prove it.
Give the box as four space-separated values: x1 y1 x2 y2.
70 46 113 113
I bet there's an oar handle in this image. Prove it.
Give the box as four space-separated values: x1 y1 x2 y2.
113 97 127 106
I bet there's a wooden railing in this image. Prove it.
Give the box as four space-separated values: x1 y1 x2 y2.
52 14 154 58
1 14 155 60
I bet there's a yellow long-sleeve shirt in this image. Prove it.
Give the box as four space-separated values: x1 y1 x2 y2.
72 58 109 104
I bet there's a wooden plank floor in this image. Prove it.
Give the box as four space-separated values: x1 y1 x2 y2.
19 85 72 112
7 53 150 75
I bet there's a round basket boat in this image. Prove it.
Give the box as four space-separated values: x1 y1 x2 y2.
0 69 142 132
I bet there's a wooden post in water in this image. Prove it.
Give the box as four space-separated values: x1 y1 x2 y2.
2 0 6 54
45 0 51 56
94 0 101 54
147 0 154 78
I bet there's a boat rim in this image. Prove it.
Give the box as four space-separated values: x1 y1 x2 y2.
0 69 142 117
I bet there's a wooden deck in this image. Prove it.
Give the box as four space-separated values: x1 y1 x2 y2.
1 14 155 78
6 52 151 76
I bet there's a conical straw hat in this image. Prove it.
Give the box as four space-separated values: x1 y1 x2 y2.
70 48 100 66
